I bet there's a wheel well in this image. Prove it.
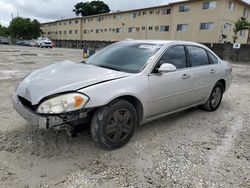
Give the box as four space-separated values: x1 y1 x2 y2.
113 95 144 122
217 79 226 92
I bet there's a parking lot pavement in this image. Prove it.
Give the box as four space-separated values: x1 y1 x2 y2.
0 45 249 188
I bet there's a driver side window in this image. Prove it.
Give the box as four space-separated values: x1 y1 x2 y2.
156 46 187 70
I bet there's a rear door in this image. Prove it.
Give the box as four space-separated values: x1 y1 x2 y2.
185 46 215 103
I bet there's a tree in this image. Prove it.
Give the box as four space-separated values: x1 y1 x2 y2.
73 1 110 17
0 24 10 37
9 17 42 39
233 18 250 43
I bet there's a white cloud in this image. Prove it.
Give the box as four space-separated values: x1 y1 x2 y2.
0 0 250 26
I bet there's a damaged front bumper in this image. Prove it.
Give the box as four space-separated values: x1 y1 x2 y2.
12 95 90 130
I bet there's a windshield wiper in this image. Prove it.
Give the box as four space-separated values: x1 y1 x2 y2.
98 65 121 72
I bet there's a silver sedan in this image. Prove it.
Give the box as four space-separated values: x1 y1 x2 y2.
13 40 232 149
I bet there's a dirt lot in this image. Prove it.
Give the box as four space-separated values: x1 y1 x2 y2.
0 45 249 188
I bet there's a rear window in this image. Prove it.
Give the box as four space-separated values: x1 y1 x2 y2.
187 46 209 67
208 51 218 64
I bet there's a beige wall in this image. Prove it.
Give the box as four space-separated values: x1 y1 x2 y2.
220 0 250 43
80 7 173 41
42 18 82 40
170 0 225 43
41 0 250 44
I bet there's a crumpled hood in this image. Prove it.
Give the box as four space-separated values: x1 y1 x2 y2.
16 60 131 105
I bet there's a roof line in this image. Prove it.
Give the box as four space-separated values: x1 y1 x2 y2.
41 0 250 25
41 0 183 25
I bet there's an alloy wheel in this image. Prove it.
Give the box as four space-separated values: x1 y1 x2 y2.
211 87 222 108
105 109 133 143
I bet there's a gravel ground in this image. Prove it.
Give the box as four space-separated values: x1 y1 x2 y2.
0 45 249 188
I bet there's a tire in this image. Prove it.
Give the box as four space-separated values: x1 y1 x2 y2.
202 82 224 112
91 100 137 150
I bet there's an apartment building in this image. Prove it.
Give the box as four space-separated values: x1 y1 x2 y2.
41 0 250 44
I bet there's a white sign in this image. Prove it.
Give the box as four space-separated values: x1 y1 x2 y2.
233 43 241 49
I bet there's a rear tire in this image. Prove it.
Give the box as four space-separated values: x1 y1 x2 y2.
202 83 224 112
91 100 137 150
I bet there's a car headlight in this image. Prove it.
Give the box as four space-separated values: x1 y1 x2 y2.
36 93 89 114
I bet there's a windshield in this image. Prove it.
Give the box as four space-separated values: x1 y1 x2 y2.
86 42 162 73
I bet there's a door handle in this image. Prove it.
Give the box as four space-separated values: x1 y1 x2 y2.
182 74 190 79
210 69 216 73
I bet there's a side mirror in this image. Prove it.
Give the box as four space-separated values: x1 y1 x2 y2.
158 63 177 73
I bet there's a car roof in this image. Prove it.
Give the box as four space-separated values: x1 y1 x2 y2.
121 39 204 47
120 39 219 59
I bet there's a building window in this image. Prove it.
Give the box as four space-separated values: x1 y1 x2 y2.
64 31 67 34
64 22 67 25
228 1 235 11
117 15 122 20
243 8 249 18
239 30 246 36
59 31 62 34
142 11 147 15
200 22 214 30
130 12 137 19
59 23 62 25
128 27 136 33
224 23 232 32
162 8 171 15
96 29 99 33
69 30 72 34
141 26 146 30
160 25 170 32
148 26 153 31
179 5 190 12
203 1 217 9
69 21 72 24
116 28 123 33
177 24 188 31
97 17 104 22
149 10 154 14
75 20 78 24
75 30 78 34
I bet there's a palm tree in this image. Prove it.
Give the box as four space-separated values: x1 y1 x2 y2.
233 18 250 43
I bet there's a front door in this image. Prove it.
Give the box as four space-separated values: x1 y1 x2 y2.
147 45 195 117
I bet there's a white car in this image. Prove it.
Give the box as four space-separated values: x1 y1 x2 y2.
36 37 52 48
13 40 232 149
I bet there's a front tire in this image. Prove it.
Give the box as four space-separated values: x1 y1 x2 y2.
91 100 137 150
203 83 224 112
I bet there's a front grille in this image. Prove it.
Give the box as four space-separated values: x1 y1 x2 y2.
18 96 37 111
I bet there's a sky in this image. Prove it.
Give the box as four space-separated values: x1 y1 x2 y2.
0 0 250 26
